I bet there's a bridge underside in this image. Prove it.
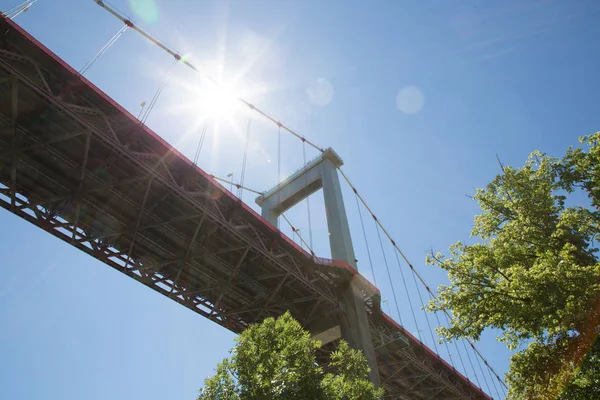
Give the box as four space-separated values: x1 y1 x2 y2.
0 16 489 400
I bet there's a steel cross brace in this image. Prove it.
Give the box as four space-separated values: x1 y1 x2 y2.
0 33 346 320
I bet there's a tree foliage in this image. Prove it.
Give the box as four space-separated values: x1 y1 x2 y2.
426 133 600 399
198 312 384 400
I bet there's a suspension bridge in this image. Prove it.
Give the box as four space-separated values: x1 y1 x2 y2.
0 2 508 399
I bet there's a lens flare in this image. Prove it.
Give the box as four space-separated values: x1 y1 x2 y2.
196 82 242 121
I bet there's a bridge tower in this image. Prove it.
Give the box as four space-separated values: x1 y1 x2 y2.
256 148 381 386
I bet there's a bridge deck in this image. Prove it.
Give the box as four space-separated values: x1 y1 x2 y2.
0 16 490 400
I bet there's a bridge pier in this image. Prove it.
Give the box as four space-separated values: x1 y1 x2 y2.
256 148 381 386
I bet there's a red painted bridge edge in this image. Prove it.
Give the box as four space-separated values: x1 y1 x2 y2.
2 15 492 399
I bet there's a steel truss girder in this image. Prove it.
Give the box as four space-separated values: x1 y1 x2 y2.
0 19 490 400
0 62 336 323
0 54 339 307
370 316 477 400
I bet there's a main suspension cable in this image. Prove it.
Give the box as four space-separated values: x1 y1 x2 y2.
486 364 501 399
93 0 324 154
92 0 506 391
14 3 505 393
482 346 502 399
338 167 508 390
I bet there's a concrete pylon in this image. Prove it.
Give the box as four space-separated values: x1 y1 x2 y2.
256 148 381 386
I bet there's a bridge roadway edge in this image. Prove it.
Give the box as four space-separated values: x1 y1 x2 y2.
0 15 491 400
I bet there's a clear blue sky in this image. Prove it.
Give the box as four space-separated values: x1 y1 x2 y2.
1 0 599 399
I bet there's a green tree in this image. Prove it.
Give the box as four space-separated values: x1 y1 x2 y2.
198 312 384 400
426 133 600 399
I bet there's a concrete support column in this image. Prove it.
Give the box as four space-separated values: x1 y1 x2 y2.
256 148 381 386
318 157 357 267
261 205 279 228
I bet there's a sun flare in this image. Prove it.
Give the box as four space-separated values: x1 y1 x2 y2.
195 81 242 121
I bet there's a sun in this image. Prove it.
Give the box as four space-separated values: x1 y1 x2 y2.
196 80 243 121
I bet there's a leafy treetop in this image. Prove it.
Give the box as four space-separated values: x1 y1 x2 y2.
427 133 600 399
198 312 384 400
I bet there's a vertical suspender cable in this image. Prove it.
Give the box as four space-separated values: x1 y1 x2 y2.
302 140 314 252
392 247 421 342
374 222 403 326
140 57 178 125
498 375 508 399
339 167 507 392
436 324 474 390
192 122 208 166
2 0 32 15
281 214 315 256
461 338 482 389
2 0 38 19
485 355 502 399
277 124 281 216
433 308 460 370
137 101 147 120
473 343 493 395
469 337 507 394
355 193 376 286
239 116 252 200
79 24 129 75
434 302 468 377
94 0 326 155
410 266 441 356
88 2 508 394
452 337 469 381
499 380 508 399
